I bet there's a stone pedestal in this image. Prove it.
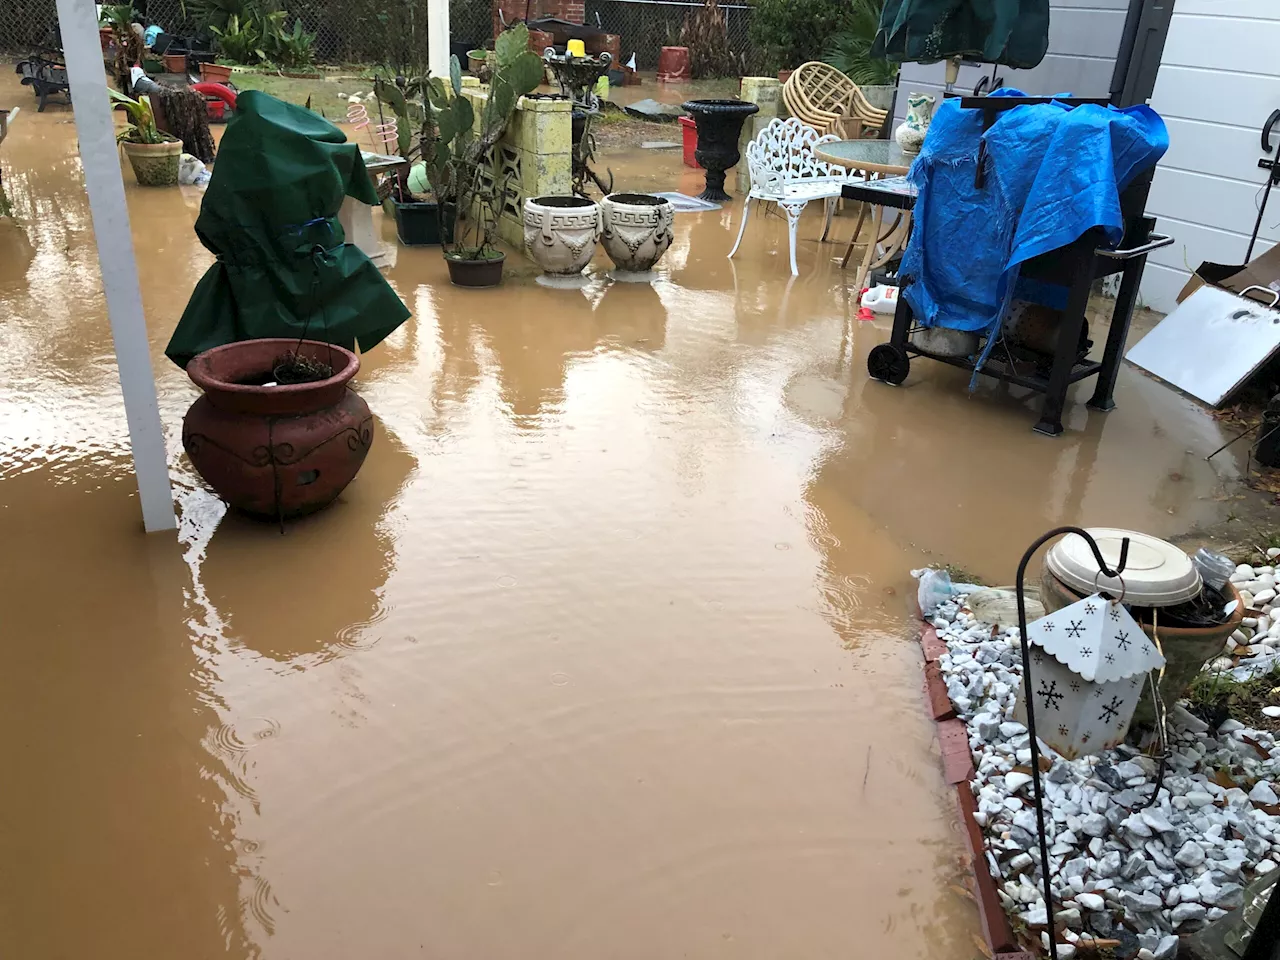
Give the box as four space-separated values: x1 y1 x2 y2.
736 77 782 193
460 89 572 247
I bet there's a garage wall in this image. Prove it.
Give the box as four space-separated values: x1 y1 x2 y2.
891 0 1132 127
1140 0 1280 313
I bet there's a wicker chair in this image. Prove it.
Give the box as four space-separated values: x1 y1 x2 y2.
783 61 888 140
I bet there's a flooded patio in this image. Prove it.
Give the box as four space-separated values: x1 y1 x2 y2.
0 68 1251 958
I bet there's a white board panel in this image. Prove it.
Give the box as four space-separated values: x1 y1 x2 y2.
1150 66 1280 130
1172 0 1280 20
1147 167 1279 242
1161 14 1280 71
1126 285 1280 405
1161 117 1273 185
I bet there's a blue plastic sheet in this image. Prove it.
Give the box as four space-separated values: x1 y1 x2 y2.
898 89 1168 382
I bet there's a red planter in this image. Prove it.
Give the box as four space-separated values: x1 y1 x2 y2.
528 29 554 54
777 68 793 84
199 62 233 84
586 33 621 64
163 52 188 74
678 115 700 168
182 339 374 520
657 46 691 82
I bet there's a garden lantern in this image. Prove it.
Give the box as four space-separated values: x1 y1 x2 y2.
1014 591 1165 759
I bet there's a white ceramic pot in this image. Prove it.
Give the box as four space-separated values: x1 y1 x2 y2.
894 92 936 156
522 195 602 277
600 192 674 274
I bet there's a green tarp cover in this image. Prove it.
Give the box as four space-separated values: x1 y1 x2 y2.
871 0 1050 69
165 90 409 368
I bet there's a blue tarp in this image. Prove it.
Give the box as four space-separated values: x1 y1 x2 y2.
898 89 1168 380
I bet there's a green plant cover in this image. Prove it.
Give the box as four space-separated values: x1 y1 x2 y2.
165 91 409 368
870 0 1049 68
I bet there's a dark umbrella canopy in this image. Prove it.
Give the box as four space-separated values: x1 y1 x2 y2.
872 0 1049 69
165 90 410 368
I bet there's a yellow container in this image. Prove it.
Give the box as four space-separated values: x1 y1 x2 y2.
566 39 586 57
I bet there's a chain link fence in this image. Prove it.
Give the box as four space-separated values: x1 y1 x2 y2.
1 0 749 68
584 0 752 71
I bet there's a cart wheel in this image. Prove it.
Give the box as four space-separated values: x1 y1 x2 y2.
868 343 910 385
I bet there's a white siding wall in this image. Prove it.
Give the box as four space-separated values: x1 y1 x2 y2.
892 0 1131 126
1141 0 1280 313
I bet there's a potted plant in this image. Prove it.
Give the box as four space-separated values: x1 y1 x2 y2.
422 25 543 285
109 88 182 186
372 76 454 247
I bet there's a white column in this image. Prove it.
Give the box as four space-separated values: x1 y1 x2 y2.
56 0 176 533
428 0 451 80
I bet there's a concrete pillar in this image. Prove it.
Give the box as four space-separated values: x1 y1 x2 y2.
461 89 571 247
428 0 450 79
56 0 176 533
737 76 782 193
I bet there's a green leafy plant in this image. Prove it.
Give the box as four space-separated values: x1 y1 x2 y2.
822 0 897 85
209 13 266 64
266 17 317 69
108 89 175 144
749 0 888 75
422 24 543 262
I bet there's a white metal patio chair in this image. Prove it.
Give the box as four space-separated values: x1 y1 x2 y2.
728 117 855 276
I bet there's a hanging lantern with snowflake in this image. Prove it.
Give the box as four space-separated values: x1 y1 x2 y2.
1014 592 1166 759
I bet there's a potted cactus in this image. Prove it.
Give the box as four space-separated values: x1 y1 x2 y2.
109 89 182 186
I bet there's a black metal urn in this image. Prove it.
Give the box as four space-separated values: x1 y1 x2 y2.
681 98 760 202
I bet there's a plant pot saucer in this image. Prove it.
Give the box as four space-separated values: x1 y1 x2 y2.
535 273 592 289
607 268 660 284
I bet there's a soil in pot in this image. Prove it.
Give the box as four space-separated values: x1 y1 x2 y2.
445 251 505 288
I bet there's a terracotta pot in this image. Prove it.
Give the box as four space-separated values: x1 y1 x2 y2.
182 339 373 520
99 27 114 52
777 68 793 84
163 52 188 74
657 46 691 82
681 99 759 202
522 195 602 277
1040 562 1244 726
600 193 674 274
199 61 233 84
586 33 621 63
446 252 506 287
121 138 182 186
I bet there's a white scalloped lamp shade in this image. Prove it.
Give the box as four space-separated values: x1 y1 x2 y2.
1014 593 1166 760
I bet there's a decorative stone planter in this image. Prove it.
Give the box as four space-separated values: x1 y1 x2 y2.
182 338 373 520
681 99 760 202
523 195 602 284
121 137 182 186
894 92 936 156
600 193 674 278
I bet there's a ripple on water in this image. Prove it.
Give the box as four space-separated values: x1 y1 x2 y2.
243 875 281 936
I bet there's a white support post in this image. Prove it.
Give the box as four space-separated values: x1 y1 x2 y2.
428 0 451 80
56 0 176 533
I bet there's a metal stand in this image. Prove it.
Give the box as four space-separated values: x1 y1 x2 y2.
865 94 1172 436
1015 527 1130 960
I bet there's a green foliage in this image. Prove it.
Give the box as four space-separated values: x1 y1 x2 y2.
209 13 265 64
750 0 891 76
108 89 170 144
98 4 136 29
266 16 317 68
822 0 897 85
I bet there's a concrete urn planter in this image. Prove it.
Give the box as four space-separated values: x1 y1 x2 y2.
600 193 674 276
523 195 602 281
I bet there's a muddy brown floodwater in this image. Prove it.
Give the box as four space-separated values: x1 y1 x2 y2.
0 68 1254 959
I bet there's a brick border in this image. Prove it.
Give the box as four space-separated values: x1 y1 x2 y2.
919 618 1035 960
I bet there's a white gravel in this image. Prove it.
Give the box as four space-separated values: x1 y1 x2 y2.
930 573 1280 954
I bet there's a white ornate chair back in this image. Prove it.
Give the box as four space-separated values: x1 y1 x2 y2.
746 117 841 196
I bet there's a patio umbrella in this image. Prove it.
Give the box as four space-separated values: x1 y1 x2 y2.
871 0 1050 69
165 91 409 368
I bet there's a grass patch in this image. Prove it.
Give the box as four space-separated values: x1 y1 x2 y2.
229 71 355 121
1187 662 1280 732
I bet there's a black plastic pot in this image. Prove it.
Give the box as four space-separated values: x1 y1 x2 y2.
394 199 455 246
681 98 760 202
445 252 505 288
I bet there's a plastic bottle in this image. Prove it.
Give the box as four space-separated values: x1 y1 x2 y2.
860 284 899 314
1192 547 1235 591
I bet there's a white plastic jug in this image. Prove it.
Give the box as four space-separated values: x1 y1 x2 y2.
860 284 900 314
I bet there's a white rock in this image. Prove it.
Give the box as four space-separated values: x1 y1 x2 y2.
1257 589 1277 606
1239 564 1258 579
1263 709 1280 722
1258 859 1278 874
1075 892 1105 911
1175 840 1207 867
1155 935 1180 960
1171 902 1207 925
1005 772 1034 792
